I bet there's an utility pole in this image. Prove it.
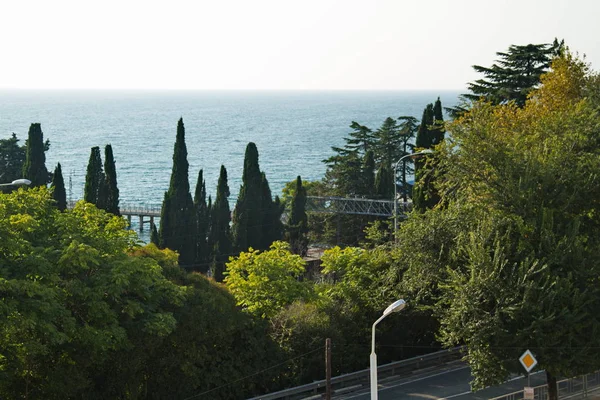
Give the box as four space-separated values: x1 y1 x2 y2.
325 338 332 400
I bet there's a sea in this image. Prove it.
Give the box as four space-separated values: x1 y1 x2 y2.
0 90 459 240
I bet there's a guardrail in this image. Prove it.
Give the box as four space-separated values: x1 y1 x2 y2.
247 346 465 400
489 371 600 400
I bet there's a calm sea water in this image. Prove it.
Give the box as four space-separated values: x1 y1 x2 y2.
0 90 459 238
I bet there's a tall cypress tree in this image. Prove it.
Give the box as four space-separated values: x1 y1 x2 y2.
194 169 210 273
51 163 67 211
159 118 197 266
375 163 393 199
84 146 104 205
209 165 232 282
260 172 284 249
362 150 375 195
232 142 264 252
103 144 120 216
286 176 308 256
22 123 49 187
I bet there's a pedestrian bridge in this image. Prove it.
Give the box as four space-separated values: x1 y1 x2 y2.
70 197 408 231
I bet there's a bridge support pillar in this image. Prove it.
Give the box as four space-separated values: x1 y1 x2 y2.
139 215 144 231
149 216 154 230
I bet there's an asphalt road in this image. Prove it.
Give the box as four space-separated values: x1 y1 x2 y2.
336 362 547 400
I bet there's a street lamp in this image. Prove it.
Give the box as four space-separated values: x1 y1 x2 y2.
393 149 434 234
370 299 407 400
0 179 32 187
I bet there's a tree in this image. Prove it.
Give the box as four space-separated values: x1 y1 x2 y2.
0 133 26 188
413 102 443 212
103 144 120 215
260 172 284 249
84 146 104 205
396 116 419 201
50 163 67 211
159 118 197 266
209 165 233 282
22 123 50 187
447 39 565 117
233 142 272 252
399 53 600 400
0 187 184 399
194 169 210 273
286 176 308 256
224 241 313 319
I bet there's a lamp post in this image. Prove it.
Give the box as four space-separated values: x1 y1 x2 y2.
370 299 406 400
0 179 32 187
393 150 433 234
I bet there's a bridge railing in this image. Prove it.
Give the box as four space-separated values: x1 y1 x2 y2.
306 196 410 217
489 371 600 400
246 346 465 400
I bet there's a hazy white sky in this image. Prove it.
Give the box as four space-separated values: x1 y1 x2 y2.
1 0 598 90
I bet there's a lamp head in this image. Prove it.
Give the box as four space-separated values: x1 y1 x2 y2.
12 179 32 186
383 299 406 316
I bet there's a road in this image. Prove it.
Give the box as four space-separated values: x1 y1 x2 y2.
336 362 547 400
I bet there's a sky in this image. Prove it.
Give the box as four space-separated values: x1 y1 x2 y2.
0 0 598 91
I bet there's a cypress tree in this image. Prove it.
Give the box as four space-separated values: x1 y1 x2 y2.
431 97 445 145
22 123 49 187
233 142 264 252
362 150 375 195
374 163 394 199
194 169 210 273
286 176 308 256
159 118 197 266
84 146 104 205
103 144 120 215
150 224 160 246
260 172 284 249
51 163 67 211
209 165 232 282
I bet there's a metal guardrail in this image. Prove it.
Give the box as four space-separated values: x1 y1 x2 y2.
247 346 465 400
490 371 600 400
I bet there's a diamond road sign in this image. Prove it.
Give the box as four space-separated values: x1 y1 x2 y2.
519 349 538 372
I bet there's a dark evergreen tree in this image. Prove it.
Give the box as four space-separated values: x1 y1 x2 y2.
396 116 419 201
373 117 402 169
286 176 309 256
362 150 375 195
448 40 565 117
50 163 67 211
233 142 265 252
158 118 197 266
374 163 393 199
413 100 445 212
103 144 120 216
260 172 284 249
84 146 104 205
0 133 26 188
22 123 50 187
194 169 210 273
209 165 232 282
150 224 159 246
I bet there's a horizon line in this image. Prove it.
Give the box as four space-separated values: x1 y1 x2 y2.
0 87 466 92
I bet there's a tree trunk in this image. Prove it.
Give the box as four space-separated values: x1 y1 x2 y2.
546 370 558 400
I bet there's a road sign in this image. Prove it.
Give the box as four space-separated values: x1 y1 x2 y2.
524 386 534 399
519 349 538 372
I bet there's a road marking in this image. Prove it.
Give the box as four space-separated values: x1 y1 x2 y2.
438 390 472 399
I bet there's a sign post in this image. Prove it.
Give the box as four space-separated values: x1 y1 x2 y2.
519 349 538 400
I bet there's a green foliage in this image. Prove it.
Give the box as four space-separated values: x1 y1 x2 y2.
84 146 104 205
159 118 197 266
286 176 309 255
233 142 282 252
400 53 600 394
225 241 313 319
194 169 211 272
209 165 233 282
50 162 67 211
0 187 184 399
103 144 120 215
22 123 50 187
0 133 26 188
